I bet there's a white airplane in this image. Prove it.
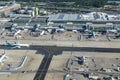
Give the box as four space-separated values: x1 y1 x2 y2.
40 30 45 35
72 30 78 33
14 30 21 36
40 27 58 29
0 18 10 23
56 28 65 32
6 40 29 48
83 31 101 39
106 29 117 33
0 54 8 64
115 33 120 39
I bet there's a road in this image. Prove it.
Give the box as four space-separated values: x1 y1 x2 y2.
0 45 120 80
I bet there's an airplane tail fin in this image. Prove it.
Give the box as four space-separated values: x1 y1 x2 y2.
6 40 11 45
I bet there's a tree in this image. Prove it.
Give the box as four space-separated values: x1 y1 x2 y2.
75 0 108 8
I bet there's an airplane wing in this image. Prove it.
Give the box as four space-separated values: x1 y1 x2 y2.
12 45 21 49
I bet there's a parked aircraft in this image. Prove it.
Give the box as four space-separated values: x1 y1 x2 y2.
115 33 120 39
72 30 78 33
74 56 84 65
0 54 8 64
56 25 66 32
6 40 29 48
106 25 119 33
81 26 90 33
106 29 117 33
83 31 101 39
14 30 21 36
40 30 45 35
56 28 65 32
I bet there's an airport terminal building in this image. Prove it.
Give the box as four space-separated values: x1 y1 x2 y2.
48 12 120 24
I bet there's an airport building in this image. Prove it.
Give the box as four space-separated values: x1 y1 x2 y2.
0 3 21 15
48 12 120 24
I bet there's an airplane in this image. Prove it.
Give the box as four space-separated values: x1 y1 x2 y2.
81 26 90 33
114 33 120 39
14 30 21 36
83 31 101 39
106 29 117 34
74 56 85 65
40 27 58 30
72 30 78 33
56 25 66 32
16 25 33 30
40 30 45 35
106 26 119 33
0 54 8 64
50 28 65 34
6 40 29 48
56 28 65 32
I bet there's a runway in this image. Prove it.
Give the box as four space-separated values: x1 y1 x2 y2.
1 45 120 54
0 45 120 80
34 54 53 80
29 45 120 54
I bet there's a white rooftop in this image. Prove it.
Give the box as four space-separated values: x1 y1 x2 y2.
48 12 120 21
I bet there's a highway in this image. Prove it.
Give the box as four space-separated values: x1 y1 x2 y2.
0 45 120 80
